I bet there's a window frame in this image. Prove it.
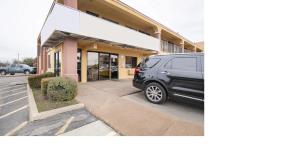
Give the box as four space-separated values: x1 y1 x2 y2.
164 57 198 72
125 56 138 68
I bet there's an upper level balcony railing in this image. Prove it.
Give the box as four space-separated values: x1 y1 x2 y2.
161 40 183 53
41 3 160 51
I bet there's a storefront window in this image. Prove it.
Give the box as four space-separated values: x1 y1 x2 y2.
54 50 61 77
125 56 137 68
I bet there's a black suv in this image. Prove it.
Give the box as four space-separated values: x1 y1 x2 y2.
133 53 204 104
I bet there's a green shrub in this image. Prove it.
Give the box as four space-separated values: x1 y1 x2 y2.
28 72 54 88
47 77 78 101
41 77 55 96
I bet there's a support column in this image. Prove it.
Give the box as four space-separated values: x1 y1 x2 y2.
81 49 87 83
64 0 77 9
41 47 46 73
37 38 41 74
44 48 48 72
62 38 78 81
37 54 40 74
154 27 162 52
37 48 40 74
180 40 185 53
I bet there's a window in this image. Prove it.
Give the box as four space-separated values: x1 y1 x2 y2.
86 11 99 17
125 56 137 68
142 58 160 68
77 50 82 81
166 57 197 72
48 55 51 68
54 51 61 77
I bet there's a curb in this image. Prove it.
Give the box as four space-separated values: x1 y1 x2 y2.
27 84 84 121
27 84 39 121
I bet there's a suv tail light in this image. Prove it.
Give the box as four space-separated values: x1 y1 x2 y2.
134 67 140 75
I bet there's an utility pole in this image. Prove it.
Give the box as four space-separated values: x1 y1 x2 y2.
18 53 19 63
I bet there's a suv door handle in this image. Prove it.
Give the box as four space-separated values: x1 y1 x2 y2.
161 71 170 75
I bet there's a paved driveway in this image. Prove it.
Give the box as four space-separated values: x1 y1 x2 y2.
76 79 204 136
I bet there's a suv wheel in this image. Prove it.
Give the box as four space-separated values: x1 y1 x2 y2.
144 83 167 104
24 70 30 75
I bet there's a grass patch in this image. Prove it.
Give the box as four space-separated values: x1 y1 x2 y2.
32 88 78 112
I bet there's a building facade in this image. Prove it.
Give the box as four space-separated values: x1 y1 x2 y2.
37 0 203 82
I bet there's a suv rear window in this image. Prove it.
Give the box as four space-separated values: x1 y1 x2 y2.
141 58 160 68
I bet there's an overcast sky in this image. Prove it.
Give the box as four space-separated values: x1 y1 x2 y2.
0 0 203 62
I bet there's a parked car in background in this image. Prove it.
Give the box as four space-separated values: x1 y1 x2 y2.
0 64 35 75
31 67 37 74
133 53 204 104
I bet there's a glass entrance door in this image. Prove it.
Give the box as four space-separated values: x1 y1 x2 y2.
87 52 99 81
87 51 119 81
110 54 118 79
99 53 110 80
54 51 61 77
77 49 82 82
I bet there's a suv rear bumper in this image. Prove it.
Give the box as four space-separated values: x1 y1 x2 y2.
132 79 144 90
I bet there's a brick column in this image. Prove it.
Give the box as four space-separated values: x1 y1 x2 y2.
40 47 45 73
62 38 78 81
37 47 40 74
42 47 48 73
44 48 48 72
64 0 77 9
81 49 87 83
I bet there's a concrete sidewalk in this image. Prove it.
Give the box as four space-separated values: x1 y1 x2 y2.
76 80 203 136
60 121 118 136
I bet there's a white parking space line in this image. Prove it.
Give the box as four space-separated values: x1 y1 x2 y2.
0 105 28 120
0 85 23 91
5 121 28 136
0 87 26 94
55 116 75 135
1 91 27 99
0 96 28 107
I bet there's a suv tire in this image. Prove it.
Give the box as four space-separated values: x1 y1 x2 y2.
144 82 167 104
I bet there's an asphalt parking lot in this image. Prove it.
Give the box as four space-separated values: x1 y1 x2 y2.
0 76 115 136
0 76 28 135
